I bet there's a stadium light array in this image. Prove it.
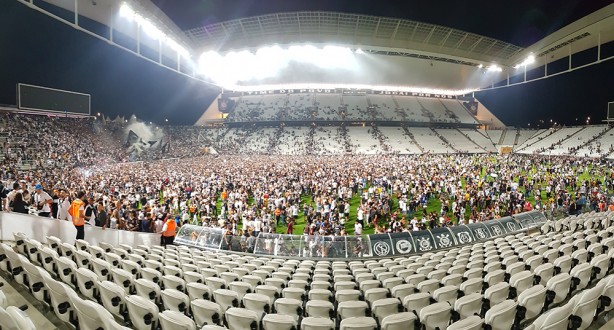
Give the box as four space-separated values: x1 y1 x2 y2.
198 45 359 86
223 83 475 96
513 54 535 69
486 64 502 72
119 3 190 58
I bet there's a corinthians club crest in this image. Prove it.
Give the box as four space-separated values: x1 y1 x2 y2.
373 241 391 256
506 222 517 232
491 225 503 236
416 237 433 251
396 239 412 254
437 234 453 248
457 231 472 244
475 228 487 240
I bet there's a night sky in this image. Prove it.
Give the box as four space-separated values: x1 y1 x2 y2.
0 0 612 126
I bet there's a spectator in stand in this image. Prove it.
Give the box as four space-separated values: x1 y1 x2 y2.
154 215 165 234
57 189 71 221
83 197 95 226
5 182 22 212
96 203 108 229
0 181 7 212
140 213 153 233
34 184 52 217
69 191 86 240
51 189 59 218
10 192 29 214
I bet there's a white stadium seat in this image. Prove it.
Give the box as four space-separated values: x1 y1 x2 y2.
159 310 197 330
419 301 452 330
484 300 517 330
125 295 159 330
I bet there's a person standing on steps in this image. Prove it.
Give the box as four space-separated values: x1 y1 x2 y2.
161 216 177 246
69 191 86 240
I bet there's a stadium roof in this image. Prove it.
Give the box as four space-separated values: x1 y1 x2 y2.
27 0 614 91
184 11 524 66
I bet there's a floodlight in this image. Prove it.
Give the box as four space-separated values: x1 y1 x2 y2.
355 48 365 54
487 65 502 72
198 51 224 78
514 54 536 68
119 3 135 19
223 83 475 96
254 46 286 79
289 45 319 64
166 38 189 58
140 18 164 40
320 45 355 69
477 64 483 68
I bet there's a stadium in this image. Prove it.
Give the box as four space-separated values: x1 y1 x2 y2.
0 0 614 329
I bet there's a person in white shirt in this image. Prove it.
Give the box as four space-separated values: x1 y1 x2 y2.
243 218 253 233
357 207 364 224
154 216 164 233
291 204 299 218
5 182 22 212
34 184 52 217
253 218 262 236
57 189 71 221
354 222 362 235
410 217 419 231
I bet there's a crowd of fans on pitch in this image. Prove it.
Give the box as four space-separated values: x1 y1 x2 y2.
1 113 614 254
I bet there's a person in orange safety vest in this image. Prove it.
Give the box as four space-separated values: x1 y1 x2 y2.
68 191 86 240
161 217 177 246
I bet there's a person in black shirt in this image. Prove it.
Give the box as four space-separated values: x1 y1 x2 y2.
568 200 577 216
96 203 108 229
0 182 7 211
140 213 152 232
10 192 29 214
51 189 59 218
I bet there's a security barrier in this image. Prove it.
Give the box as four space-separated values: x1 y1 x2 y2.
175 210 548 259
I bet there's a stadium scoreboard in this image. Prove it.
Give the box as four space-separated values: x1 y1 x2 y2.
17 83 91 115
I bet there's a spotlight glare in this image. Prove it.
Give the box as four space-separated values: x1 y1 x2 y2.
119 3 135 19
225 83 475 96
166 38 189 58
140 18 164 40
515 54 536 68
320 45 356 69
487 65 502 72
198 45 359 86
119 3 191 57
254 45 286 79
